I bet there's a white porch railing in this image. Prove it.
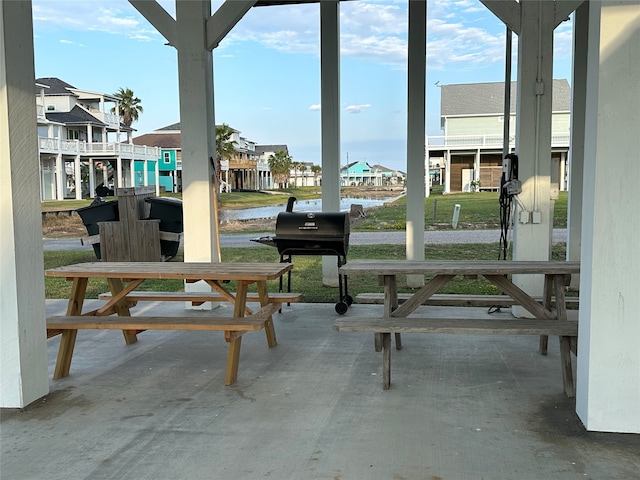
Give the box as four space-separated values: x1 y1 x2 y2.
91 111 121 129
427 133 570 149
38 137 160 160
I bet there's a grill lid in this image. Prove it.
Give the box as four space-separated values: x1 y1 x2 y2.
274 211 350 256
275 212 350 239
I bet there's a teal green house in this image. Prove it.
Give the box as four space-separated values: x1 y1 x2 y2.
133 128 182 193
340 160 405 187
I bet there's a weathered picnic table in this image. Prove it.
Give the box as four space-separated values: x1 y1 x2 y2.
45 261 299 385
334 260 580 396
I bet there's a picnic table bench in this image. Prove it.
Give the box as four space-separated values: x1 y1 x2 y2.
355 292 579 309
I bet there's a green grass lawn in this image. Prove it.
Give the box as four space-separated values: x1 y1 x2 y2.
42 187 323 211
44 243 568 302
43 188 569 302
43 188 568 231
357 190 568 230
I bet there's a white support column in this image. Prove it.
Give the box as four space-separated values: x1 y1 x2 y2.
1 0 49 408
320 1 341 287
474 148 481 187
444 150 451 193
559 152 567 191
511 0 555 310
176 0 219 266
116 156 123 188
155 160 160 196
567 0 588 290
405 0 427 288
89 158 95 198
129 159 135 187
55 153 64 200
576 0 640 434
74 155 82 199
143 159 149 186
102 162 108 188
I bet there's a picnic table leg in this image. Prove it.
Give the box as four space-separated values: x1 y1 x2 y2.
107 278 138 345
539 275 554 355
559 335 575 397
382 332 391 390
386 276 402 350
224 331 243 385
376 275 399 352
53 277 87 379
257 280 277 348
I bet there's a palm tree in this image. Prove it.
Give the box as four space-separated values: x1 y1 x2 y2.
216 124 236 164
111 87 143 126
311 164 322 186
268 150 292 189
215 124 236 190
291 161 305 187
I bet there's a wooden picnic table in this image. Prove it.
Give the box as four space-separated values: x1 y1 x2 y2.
340 259 579 322
45 261 295 385
336 260 580 395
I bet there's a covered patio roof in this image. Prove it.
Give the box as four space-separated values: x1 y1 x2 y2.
1 0 639 435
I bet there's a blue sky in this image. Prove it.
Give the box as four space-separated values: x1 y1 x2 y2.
32 0 574 172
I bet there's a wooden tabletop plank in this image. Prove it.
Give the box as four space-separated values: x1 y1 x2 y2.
339 260 580 276
45 262 293 281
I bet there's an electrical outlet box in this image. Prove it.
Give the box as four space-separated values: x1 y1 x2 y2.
532 211 542 224
504 179 522 196
519 210 530 224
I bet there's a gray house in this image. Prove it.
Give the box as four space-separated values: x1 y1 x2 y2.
428 80 571 193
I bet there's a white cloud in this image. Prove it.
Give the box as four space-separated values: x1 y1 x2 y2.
32 0 572 75
59 39 84 47
32 0 163 43
309 104 321 111
220 0 517 72
345 104 372 114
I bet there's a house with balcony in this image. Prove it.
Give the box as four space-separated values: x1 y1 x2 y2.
36 78 160 200
287 161 321 187
134 123 278 192
254 144 287 189
427 80 571 193
370 164 406 186
132 125 182 192
340 160 405 187
228 131 261 191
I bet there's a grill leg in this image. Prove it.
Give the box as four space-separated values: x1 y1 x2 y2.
337 258 344 301
334 255 352 314
279 254 292 308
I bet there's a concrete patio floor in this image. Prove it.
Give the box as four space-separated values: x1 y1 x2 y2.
2 300 638 480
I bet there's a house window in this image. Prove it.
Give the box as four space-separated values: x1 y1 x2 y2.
163 152 171 164
67 130 79 140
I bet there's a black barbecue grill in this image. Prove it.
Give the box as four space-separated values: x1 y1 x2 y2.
252 198 352 314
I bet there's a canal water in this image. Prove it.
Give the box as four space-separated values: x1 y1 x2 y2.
220 196 401 222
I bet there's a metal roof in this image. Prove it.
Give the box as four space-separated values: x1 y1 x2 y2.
441 79 571 116
254 145 289 154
